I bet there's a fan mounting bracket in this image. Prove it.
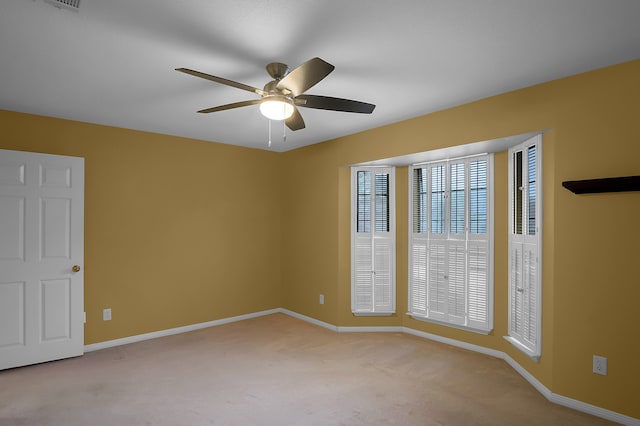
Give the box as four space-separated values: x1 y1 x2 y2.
266 62 289 81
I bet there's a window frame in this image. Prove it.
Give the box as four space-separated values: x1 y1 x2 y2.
351 166 396 316
505 135 543 360
408 153 494 334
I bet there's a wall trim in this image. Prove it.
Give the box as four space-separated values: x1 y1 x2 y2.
84 308 281 353
284 309 639 426
279 308 338 331
338 326 404 333
84 308 639 425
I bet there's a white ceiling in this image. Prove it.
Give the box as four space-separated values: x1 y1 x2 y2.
1 1 639 152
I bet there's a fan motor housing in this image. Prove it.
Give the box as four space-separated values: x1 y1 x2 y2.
263 80 291 97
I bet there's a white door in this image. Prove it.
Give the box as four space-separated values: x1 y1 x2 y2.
0 149 84 370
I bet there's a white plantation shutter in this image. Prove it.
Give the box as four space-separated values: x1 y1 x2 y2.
351 167 395 314
507 135 541 359
410 239 428 315
509 236 539 356
427 241 447 320
353 233 373 311
467 241 489 330
522 243 538 348
408 155 493 333
373 236 393 310
447 241 467 324
510 244 524 341
409 168 429 317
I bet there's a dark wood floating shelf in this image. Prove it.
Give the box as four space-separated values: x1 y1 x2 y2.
562 176 640 194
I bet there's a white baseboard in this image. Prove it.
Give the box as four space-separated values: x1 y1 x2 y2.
338 326 404 332
278 308 338 331
279 309 403 334
284 309 640 426
84 307 639 425
548 392 638 426
402 326 505 359
84 308 280 353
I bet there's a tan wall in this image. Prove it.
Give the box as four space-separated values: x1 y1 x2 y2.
281 59 640 418
0 112 284 344
1 58 639 418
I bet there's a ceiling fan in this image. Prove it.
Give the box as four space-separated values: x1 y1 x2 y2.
176 57 375 131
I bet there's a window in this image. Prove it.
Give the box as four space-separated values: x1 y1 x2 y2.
408 154 493 333
351 167 395 315
505 135 542 359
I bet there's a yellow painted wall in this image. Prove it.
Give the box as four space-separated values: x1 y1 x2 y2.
1 58 639 419
0 112 284 344
281 59 640 418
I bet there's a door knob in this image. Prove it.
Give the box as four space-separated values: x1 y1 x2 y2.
72 265 81 273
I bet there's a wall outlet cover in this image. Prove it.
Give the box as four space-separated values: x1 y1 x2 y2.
593 355 607 376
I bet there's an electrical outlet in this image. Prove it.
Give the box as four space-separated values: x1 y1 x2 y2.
103 308 112 321
319 294 325 305
593 355 607 376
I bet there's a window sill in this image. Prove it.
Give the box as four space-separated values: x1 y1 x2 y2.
352 311 394 317
503 335 540 362
407 313 492 335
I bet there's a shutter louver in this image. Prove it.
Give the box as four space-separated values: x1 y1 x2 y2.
468 241 489 329
470 160 488 234
357 171 371 233
510 239 538 353
353 235 373 311
410 239 428 315
431 165 445 234
527 146 537 236
374 237 393 310
449 163 465 235
375 173 390 232
523 244 537 348
511 244 523 338
428 241 447 319
414 168 428 233
447 241 466 324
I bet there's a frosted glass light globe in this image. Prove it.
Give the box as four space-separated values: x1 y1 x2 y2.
260 97 294 120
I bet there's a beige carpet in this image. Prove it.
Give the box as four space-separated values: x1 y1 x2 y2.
0 313 612 425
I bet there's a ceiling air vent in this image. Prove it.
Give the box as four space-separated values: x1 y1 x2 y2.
44 0 80 12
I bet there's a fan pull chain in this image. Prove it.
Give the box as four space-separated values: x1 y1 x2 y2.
283 119 286 143
268 119 272 148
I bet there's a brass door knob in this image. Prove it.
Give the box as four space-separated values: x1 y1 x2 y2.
72 265 81 273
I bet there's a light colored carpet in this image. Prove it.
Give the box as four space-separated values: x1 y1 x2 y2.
0 313 612 425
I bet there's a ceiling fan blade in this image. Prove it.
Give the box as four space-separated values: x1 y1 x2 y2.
285 107 305 131
295 94 376 114
276 58 334 96
197 99 262 113
176 68 265 96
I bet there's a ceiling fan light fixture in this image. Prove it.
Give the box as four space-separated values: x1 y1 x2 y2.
260 96 294 121
177 57 375 133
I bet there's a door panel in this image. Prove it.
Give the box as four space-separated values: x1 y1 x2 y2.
40 163 71 188
41 197 71 259
0 161 25 185
0 196 25 260
0 149 84 370
0 281 25 348
41 278 71 341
